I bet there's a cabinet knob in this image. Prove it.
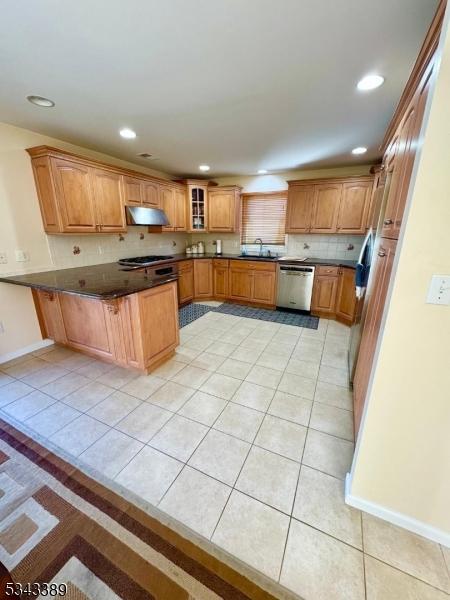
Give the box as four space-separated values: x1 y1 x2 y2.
378 250 386 257
383 219 393 225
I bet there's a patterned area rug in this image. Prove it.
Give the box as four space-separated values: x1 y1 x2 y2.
212 305 319 329
179 303 215 328
0 420 289 600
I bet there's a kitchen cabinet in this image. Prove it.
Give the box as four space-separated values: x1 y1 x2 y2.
33 282 179 373
310 183 341 233
27 146 187 234
381 63 433 240
194 259 213 298
286 176 373 234
229 260 276 307
336 181 372 234
353 238 397 435
51 157 97 232
213 259 229 298
92 168 127 232
311 271 339 317
286 185 315 233
178 260 194 305
335 267 357 325
208 186 241 232
184 180 209 232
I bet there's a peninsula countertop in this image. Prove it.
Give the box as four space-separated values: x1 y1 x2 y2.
0 263 178 300
0 254 356 300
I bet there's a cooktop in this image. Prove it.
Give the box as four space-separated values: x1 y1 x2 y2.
118 255 174 266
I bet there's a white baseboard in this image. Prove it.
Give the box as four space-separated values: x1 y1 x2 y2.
345 473 450 548
0 339 54 364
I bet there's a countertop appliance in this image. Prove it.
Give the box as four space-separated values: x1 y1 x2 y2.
276 264 315 311
118 255 174 267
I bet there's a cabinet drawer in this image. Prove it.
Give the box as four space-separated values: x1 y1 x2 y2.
316 265 339 276
229 260 276 272
213 258 229 268
178 259 193 272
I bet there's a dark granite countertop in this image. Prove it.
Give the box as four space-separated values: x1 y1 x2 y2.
0 263 178 300
0 254 356 300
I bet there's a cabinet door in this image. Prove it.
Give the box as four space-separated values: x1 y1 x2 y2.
336 268 357 325
208 190 235 232
51 157 96 232
252 271 276 305
310 183 341 233
336 181 372 234
193 260 213 297
33 290 67 343
142 181 160 208
213 266 229 298
160 186 175 231
174 187 187 231
286 185 314 232
31 156 61 232
353 239 397 437
188 185 208 232
229 268 252 301
311 275 338 315
123 176 143 206
178 264 194 304
92 168 126 232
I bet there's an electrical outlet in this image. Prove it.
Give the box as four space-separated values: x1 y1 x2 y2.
426 275 450 305
0 252 7 264
15 250 29 262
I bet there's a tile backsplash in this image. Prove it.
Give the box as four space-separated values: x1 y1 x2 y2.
45 230 363 270
47 228 189 269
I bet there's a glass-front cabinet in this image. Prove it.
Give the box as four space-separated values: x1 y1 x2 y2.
186 181 209 232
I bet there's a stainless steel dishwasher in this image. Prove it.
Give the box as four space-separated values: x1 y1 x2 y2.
276 264 315 311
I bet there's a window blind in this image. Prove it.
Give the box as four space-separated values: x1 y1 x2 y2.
241 193 287 245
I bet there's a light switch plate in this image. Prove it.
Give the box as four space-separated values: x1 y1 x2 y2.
15 250 29 262
426 275 450 305
0 252 7 264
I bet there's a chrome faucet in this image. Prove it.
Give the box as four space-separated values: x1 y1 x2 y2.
254 238 263 256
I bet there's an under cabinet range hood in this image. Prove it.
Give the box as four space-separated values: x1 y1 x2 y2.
126 206 169 226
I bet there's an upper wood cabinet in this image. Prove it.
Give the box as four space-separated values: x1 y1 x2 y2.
311 183 342 233
92 168 126 232
208 186 242 232
286 185 314 233
26 146 184 234
336 181 372 233
160 185 187 232
286 176 374 234
185 181 209 232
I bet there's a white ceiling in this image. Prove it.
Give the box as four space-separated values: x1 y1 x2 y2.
0 0 439 176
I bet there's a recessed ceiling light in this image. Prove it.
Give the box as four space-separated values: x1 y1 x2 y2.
119 128 137 139
199 165 210 172
27 95 55 107
357 74 385 91
352 146 368 155
258 169 268 174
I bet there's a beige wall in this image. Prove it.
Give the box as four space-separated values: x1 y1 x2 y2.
215 164 372 193
0 122 174 358
350 15 450 537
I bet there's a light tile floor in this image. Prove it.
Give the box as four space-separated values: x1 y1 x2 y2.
1 312 449 600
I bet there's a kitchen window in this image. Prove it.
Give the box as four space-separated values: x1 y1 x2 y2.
240 192 287 248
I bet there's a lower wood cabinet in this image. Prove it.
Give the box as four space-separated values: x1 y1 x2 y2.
229 260 276 307
336 267 357 325
213 259 229 299
33 282 179 373
177 260 194 305
193 259 213 298
311 265 356 323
